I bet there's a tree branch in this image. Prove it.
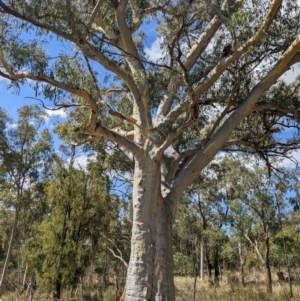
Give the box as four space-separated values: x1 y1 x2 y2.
244 232 265 265
154 77 239 156
204 0 229 24
155 0 229 120
185 0 231 70
87 0 105 30
252 103 299 116
171 33 300 199
0 1 144 123
115 0 144 72
223 139 259 149
93 125 141 155
205 73 241 140
193 0 283 99
0 1 74 41
73 124 140 155
0 54 101 134
129 0 171 33
0 52 141 153
157 0 282 124
100 233 128 268
107 247 128 268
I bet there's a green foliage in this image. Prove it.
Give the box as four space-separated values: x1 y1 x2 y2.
103 287 116 301
27 155 115 290
173 252 193 275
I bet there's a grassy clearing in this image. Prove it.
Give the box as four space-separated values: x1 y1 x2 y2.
2 274 300 300
175 276 300 301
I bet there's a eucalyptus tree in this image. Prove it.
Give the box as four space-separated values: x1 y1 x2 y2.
271 211 300 269
223 159 289 293
0 105 53 296
172 198 202 277
186 170 230 284
1 1 300 299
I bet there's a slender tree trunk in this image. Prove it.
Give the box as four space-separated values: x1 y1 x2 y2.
213 249 220 286
265 236 272 293
238 243 246 286
240 264 245 286
21 264 28 294
200 242 204 280
80 276 83 301
124 157 175 301
193 268 197 301
206 252 213 280
0 206 19 297
53 273 62 301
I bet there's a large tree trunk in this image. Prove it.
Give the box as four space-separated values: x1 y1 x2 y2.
124 157 175 301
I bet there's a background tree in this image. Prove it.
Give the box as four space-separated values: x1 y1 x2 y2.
224 159 289 293
26 151 118 300
0 105 53 296
1 1 300 299
187 172 230 285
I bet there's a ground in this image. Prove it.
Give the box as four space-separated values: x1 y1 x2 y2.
2 272 300 301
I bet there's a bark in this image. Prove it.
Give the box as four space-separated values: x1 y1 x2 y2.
124 156 175 301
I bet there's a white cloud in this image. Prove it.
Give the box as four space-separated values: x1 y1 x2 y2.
74 154 90 169
144 37 190 63
65 153 96 170
281 149 300 169
45 108 67 120
8 122 17 128
281 64 300 84
145 37 164 62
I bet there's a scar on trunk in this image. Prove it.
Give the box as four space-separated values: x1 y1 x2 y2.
136 235 142 259
154 261 163 282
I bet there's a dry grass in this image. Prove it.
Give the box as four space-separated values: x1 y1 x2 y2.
2 274 300 301
175 276 300 301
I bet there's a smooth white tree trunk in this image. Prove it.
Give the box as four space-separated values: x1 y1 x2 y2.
124 157 175 301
